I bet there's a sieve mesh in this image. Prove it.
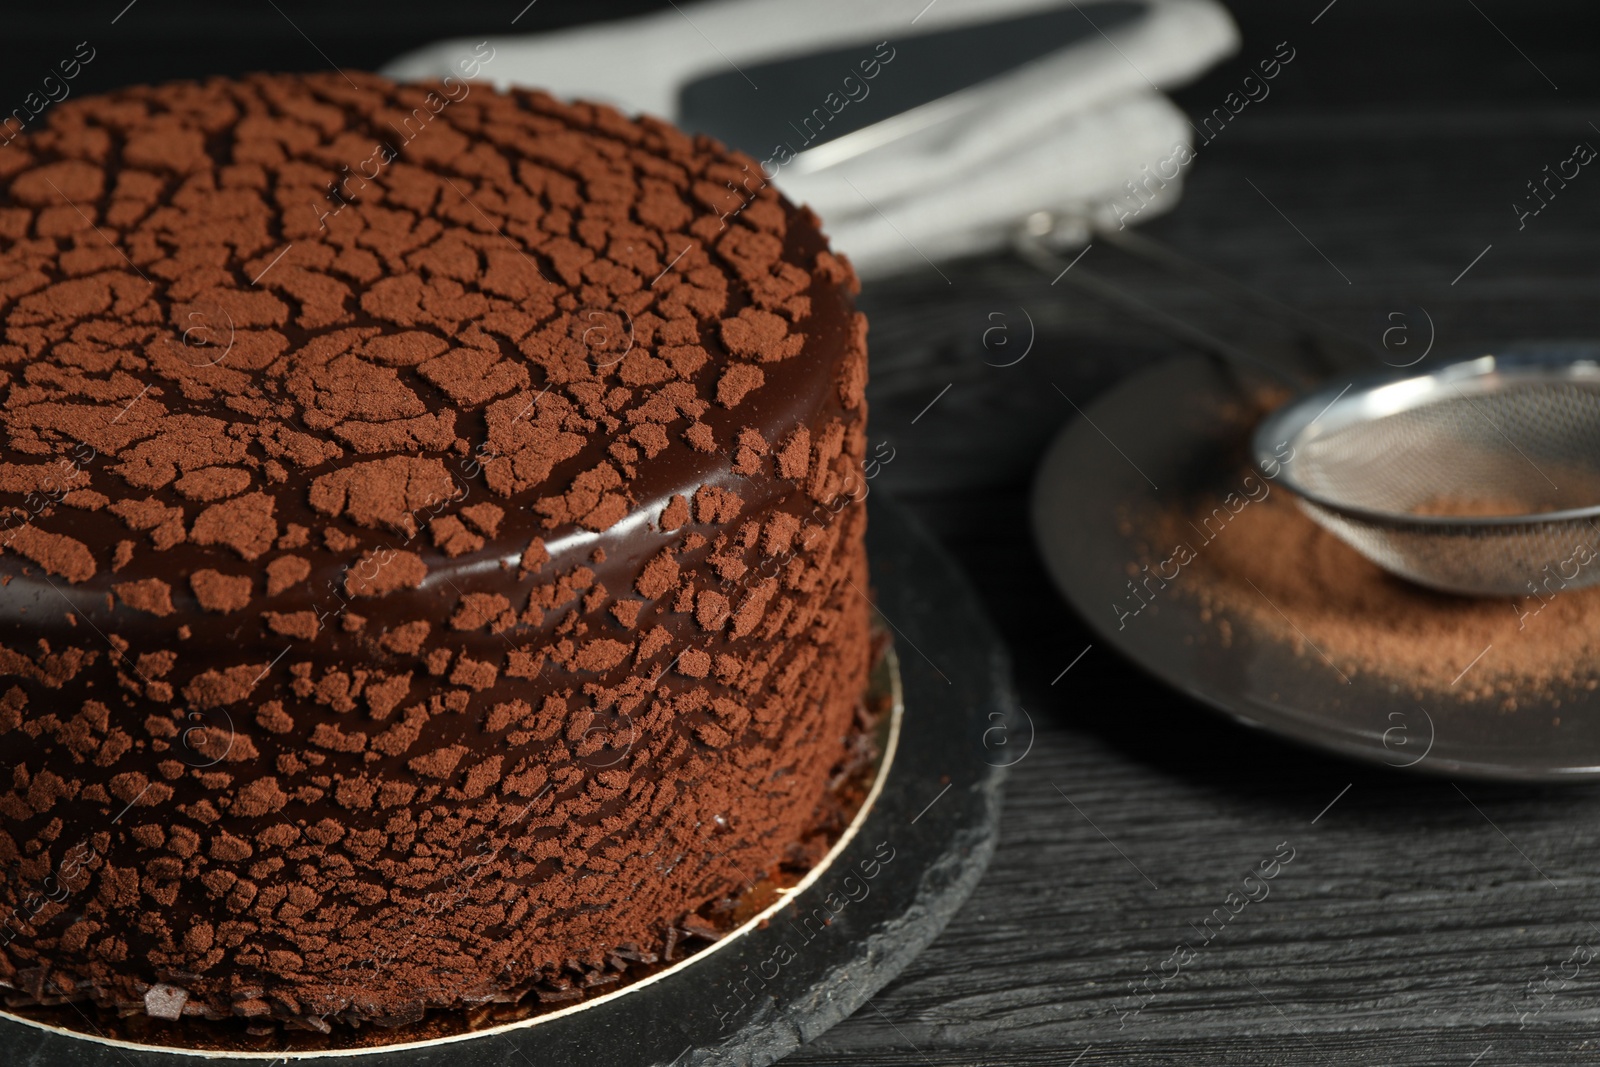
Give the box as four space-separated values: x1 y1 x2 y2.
1262 371 1600 597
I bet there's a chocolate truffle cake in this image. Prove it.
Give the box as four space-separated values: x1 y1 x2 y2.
0 72 871 1031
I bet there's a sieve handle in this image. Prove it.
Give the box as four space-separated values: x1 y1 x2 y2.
1013 216 1373 389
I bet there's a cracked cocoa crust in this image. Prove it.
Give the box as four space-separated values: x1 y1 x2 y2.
0 72 870 1032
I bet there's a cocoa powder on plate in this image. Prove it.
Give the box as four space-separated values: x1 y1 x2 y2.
1154 483 1600 707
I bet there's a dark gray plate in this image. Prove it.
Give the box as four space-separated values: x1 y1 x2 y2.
1032 351 1600 782
1 494 1012 1065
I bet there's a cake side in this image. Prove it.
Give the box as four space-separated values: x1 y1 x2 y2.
0 72 870 1030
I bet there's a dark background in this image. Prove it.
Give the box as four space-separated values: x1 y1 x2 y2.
8 1 1600 1063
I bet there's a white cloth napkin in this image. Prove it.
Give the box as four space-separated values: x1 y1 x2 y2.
384 0 1237 278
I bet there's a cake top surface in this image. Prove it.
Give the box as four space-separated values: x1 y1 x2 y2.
0 70 862 602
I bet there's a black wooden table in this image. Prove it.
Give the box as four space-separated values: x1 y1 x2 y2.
11 1 1600 1063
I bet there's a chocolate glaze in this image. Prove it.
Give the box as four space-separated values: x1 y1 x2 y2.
0 73 870 1032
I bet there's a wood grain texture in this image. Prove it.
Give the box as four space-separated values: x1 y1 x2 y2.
789 2 1600 1063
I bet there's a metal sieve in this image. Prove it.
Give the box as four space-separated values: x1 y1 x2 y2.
1016 215 1600 600
1253 356 1600 597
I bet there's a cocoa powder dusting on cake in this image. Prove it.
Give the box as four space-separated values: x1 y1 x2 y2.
190 570 253 613
0 72 872 1036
